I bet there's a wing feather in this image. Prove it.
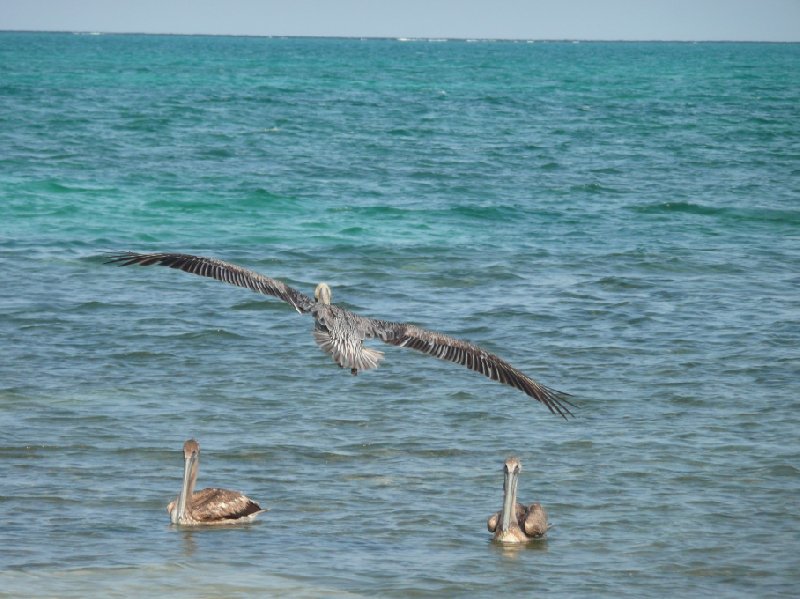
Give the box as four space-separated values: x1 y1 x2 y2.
522 502 549 537
108 251 573 418
106 251 314 313
191 487 264 522
368 320 574 419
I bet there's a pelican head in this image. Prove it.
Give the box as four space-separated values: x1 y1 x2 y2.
314 282 332 305
171 439 200 524
493 456 526 543
183 438 200 460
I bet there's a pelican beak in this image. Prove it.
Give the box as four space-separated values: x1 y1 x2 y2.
500 464 519 532
175 452 197 523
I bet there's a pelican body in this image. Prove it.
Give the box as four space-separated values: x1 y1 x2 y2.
488 457 550 543
168 439 265 526
107 251 574 418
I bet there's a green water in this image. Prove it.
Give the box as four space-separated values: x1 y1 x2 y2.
1 33 799 597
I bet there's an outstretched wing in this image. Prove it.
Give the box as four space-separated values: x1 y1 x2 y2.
365 319 574 419
106 251 315 314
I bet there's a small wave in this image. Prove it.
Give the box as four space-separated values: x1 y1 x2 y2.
387 127 416 136
172 329 246 341
632 201 800 226
198 147 234 159
110 350 167 361
765 463 800 477
339 226 367 236
634 201 726 217
230 299 281 311
21 180 91 194
329 205 411 218
666 394 707 407
242 187 285 201
448 204 526 221
595 275 654 290
569 182 619 194
144 198 223 212
64 300 118 312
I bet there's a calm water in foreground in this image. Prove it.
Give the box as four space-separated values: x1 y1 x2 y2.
1 33 799 597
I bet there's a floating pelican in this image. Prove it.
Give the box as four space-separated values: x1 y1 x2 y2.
107 251 573 418
487 457 550 542
167 439 265 526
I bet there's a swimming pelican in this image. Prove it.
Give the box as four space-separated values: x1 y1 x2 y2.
167 439 265 526
487 457 550 542
107 251 574 418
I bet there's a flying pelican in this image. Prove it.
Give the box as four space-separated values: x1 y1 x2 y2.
107 251 574 418
167 439 265 526
487 457 550 542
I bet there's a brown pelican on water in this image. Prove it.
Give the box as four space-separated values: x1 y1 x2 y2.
487 457 550 542
107 251 574 418
167 439 265 526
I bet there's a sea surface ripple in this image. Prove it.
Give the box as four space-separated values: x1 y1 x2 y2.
1 33 799 597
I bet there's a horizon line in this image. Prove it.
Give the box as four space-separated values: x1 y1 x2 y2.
1 29 798 44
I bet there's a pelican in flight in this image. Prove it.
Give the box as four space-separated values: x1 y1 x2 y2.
168 439 265 526
488 457 550 543
107 251 574 418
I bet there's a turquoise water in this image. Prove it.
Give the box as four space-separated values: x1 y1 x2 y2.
1 32 799 597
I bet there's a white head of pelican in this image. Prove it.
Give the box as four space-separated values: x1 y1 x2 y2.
314 282 332 305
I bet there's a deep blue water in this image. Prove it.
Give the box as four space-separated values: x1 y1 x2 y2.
1 32 799 597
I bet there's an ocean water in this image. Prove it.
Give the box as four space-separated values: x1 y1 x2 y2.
1 32 799 597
